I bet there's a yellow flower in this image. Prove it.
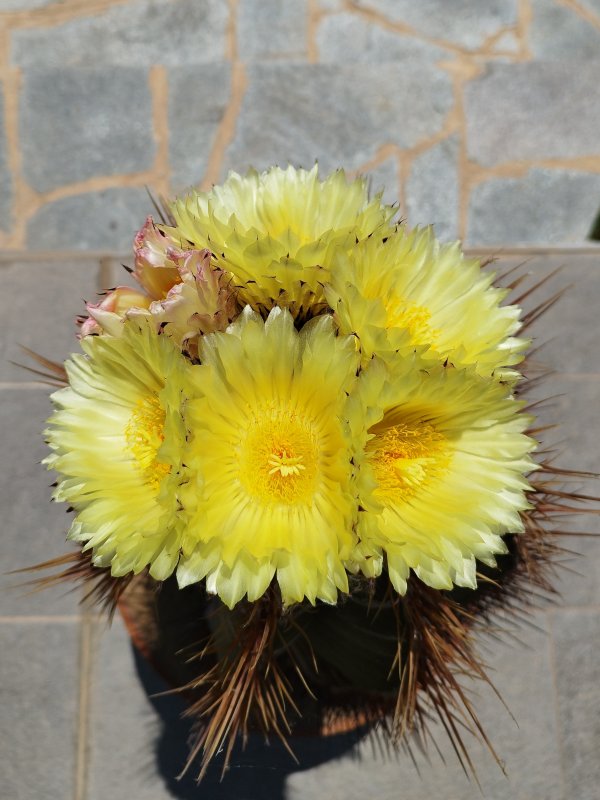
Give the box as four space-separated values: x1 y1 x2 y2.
349 356 536 594
168 165 395 320
326 226 528 379
45 319 192 580
178 307 360 608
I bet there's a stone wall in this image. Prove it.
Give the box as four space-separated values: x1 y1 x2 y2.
1 0 600 251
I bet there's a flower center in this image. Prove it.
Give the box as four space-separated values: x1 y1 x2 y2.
384 297 438 348
268 449 306 477
368 420 448 500
241 409 318 504
125 395 171 491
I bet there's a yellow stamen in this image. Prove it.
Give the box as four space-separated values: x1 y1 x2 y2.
369 421 448 499
241 409 318 504
125 395 171 491
384 297 438 348
268 450 306 477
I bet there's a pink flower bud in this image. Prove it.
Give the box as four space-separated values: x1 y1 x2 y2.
133 216 184 299
148 249 238 357
80 286 152 338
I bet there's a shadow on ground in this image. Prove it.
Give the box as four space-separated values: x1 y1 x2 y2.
133 645 368 799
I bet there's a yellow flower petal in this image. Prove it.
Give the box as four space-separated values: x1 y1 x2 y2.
326 225 528 379
350 355 537 593
169 165 396 320
178 306 360 607
45 319 192 578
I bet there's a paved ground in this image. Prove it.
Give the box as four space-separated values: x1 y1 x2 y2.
1 249 599 799
1 1 600 251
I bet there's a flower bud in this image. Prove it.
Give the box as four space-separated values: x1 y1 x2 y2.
80 286 152 338
148 249 238 357
133 216 183 299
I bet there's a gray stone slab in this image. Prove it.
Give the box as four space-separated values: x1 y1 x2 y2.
353 0 517 50
406 134 459 242
0 259 101 614
465 62 600 167
222 63 453 176
511 252 600 374
537 378 600 474
553 522 600 610
491 30 520 53
287 613 563 799
0 389 84 615
530 0 600 58
315 12 447 62
521 375 600 477
0 0 57 8
168 64 231 191
362 155 400 206
0 81 12 233
482 255 600 609
518 375 600 608
466 169 600 245
11 0 228 67
580 0 600 17
316 0 344 10
0 258 100 380
551 608 600 800
20 67 154 192
238 0 308 60
0 621 78 799
26 187 152 250
88 619 179 799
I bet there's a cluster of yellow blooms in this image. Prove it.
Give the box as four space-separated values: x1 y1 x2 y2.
46 166 535 608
